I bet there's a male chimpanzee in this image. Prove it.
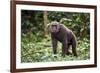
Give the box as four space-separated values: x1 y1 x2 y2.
48 21 77 57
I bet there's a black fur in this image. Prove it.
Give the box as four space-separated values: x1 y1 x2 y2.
49 21 77 56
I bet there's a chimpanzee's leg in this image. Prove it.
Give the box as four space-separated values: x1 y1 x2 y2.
62 40 68 56
66 44 72 55
72 38 77 56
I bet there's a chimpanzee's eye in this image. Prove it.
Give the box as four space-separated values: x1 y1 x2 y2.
52 25 57 28
52 25 57 27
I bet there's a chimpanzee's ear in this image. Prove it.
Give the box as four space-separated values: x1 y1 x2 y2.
57 23 60 29
47 23 50 29
47 23 52 32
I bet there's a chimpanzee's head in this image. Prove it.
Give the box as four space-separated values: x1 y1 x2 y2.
48 21 60 33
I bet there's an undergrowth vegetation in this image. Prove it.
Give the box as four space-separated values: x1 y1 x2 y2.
21 34 90 63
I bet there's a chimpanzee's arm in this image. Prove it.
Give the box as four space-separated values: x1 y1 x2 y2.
51 34 57 54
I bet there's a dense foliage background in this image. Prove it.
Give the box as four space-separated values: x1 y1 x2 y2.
21 10 90 63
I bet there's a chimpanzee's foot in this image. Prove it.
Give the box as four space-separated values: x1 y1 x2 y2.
66 51 72 55
52 54 57 58
73 53 78 57
62 54 65 57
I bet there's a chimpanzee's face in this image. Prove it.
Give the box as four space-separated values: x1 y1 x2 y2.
51 25 58 33
49 21 60 33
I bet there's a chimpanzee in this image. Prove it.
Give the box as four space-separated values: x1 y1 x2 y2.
48 21 77 57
